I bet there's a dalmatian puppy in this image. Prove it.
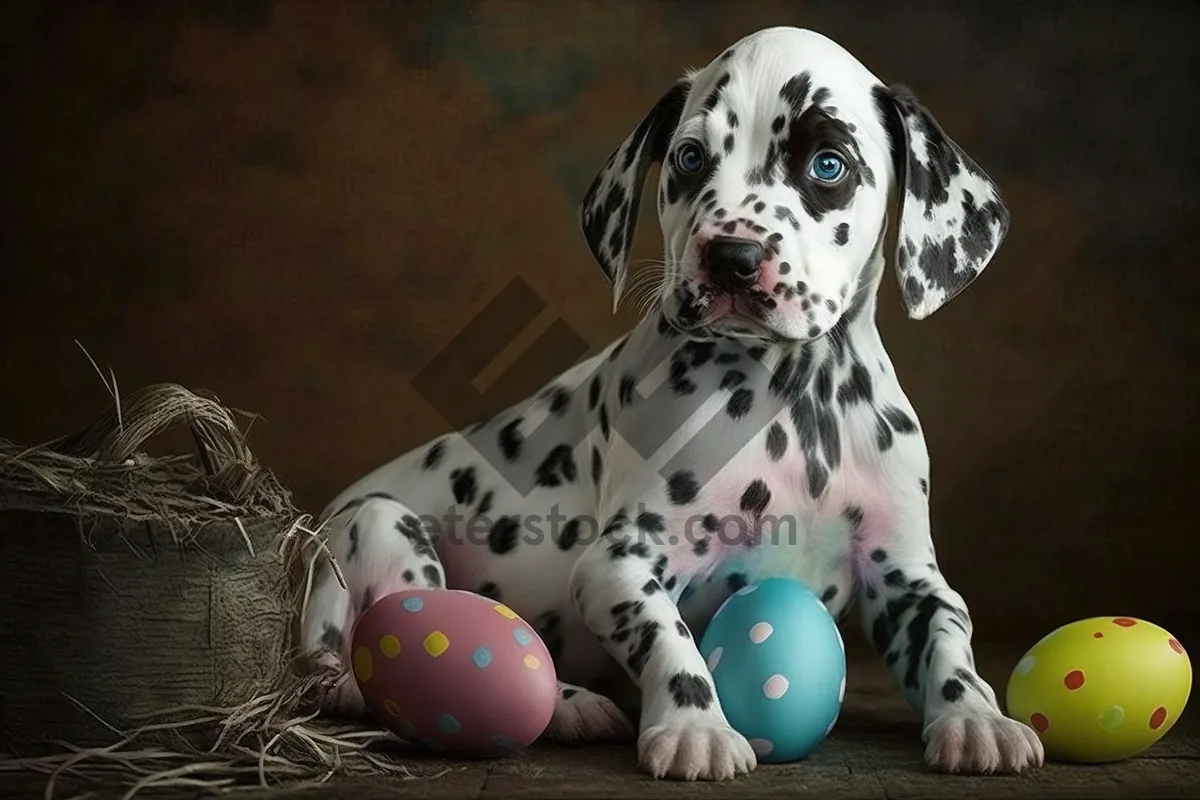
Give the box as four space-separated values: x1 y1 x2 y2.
301 27 1044 781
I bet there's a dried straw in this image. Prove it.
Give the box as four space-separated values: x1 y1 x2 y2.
0 381 293 530
0 364 438 799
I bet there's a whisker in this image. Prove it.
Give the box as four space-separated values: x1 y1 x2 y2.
620 264 669 319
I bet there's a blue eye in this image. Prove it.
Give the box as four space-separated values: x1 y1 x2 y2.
809 151 846 183
673 140 706 175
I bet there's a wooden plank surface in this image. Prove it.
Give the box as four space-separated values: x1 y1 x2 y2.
10 639 1199 799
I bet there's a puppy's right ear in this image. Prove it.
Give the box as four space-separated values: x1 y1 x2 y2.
578 80 690 309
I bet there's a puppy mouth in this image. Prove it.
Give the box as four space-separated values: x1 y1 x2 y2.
668 283 777 337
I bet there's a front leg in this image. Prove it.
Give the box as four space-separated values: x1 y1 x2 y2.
568 509 756 781
855 484 1044 774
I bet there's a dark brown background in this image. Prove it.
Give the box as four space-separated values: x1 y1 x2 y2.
2 0 1197 641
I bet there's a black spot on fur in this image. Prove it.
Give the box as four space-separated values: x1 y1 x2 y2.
871 548 888 563
726 387 754 419
346 523 360 560
817 407 841 469
588 376 602 410
774 205 800 231
834 222 849 246
675 620 691 638
821 585 838 603
498 419 523 461
720 370 746 389
449 467 479 506
476 581 502 601
941 678 966 703
668 672 714 710
591 445 603 487
875 414 895 451
815 363 834 406
780 72 812 111
739 479 771 516
703 73 731 112
765 422 787 461
543 386 571 416
396 516 436 559
693 537 709 557
627 620 662 677
402 569 415 583
667 470 700 505
618 374 636 406
845 506 864 529
422 563 443 588
837 362 873 408
477 490 493 516
422 440 446 470
642 578 662 595
636 511 666 534
535 444 578 487
727 572 748 593
919 478 929 496
882 405 918 433
488 516 521 554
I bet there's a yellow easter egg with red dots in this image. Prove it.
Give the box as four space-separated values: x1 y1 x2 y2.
1006 617 1192 763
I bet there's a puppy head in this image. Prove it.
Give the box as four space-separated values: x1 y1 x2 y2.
579 27 1010 341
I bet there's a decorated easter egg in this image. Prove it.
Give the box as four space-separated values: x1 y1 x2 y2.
698 577 846 763
350 589 557 756
1005 616 1192 763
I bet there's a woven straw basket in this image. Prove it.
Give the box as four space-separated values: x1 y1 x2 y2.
0 383 303 749
0 382 433 798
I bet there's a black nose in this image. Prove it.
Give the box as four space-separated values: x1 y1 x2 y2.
704 236 764 288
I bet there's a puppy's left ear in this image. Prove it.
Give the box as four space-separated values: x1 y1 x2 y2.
874 84 1011 320
578 80 690 310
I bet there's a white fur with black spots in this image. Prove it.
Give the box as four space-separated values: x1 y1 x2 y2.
300 27 1039 781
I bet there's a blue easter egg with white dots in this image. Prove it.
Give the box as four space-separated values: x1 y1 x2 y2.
699 577 846 763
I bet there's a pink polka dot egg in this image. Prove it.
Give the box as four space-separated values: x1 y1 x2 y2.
698 577 846 763
1005 616 1192 763
350 589 558 756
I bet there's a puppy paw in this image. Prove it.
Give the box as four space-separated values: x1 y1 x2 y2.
543 684 635 744
312 652 368 718
924 708 1044 774
638 722 757 781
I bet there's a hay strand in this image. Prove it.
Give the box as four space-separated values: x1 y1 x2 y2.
0 377 431 798
0 667 444 800
0 381 294 531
